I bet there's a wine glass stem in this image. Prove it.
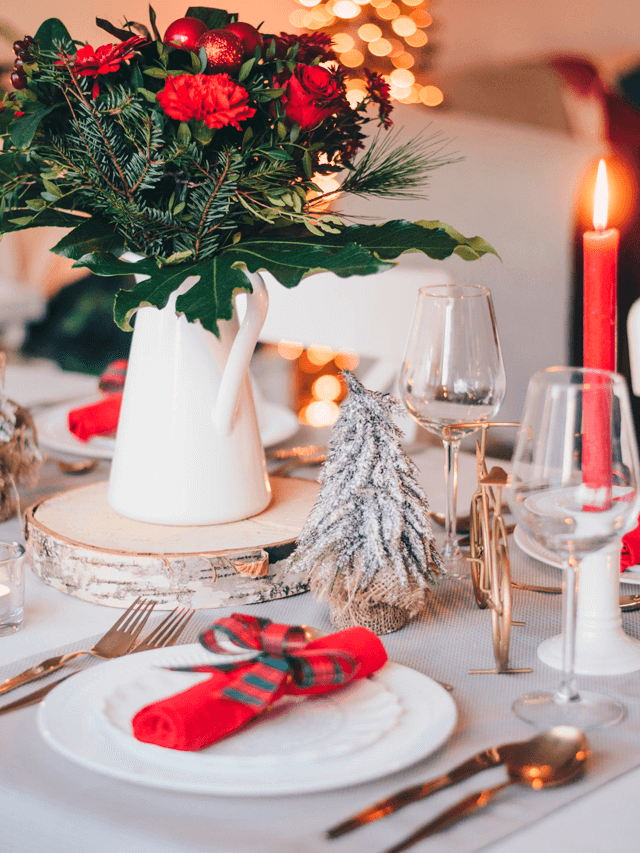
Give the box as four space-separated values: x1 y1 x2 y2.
442 438 460 558
556 563 580 703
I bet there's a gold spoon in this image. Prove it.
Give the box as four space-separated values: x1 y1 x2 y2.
380 726 589 853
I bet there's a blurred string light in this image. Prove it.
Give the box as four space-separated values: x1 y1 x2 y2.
290 0 442 106
276 341 360 427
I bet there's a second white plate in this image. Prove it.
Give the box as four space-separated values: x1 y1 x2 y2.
514 524 640 585
35 398 299 460
37 645 457 796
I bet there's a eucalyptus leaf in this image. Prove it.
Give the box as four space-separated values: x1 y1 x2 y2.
9 104 58 149
50 217 123 260
0 208 82 232
34 18 73 52
185 7 231 29
143 67 169 79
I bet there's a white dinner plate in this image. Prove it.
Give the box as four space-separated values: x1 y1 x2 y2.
37 644 457 796
514 524 640 585
35 397 299 460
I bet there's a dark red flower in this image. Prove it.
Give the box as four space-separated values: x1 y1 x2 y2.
270 31 336 64
284 65 346 130
157 73 256 131
364 69 393 128
57 36 144 98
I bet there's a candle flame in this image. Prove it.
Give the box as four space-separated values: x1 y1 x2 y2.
593 159 609 230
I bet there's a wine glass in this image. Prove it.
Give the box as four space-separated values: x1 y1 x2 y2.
509 366 640 729
399 283 506 578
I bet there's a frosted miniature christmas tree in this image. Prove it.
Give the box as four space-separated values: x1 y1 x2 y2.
288 371 443 633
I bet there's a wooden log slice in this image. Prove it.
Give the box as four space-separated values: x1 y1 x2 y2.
25 477 319 609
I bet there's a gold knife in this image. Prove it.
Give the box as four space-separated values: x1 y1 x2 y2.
0 676 70 715
326 743 509 839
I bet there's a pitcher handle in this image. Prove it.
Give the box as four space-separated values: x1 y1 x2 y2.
215 270 269 436
628 297 640 397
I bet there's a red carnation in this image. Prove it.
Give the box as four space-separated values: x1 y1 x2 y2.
284 65 346 130
364 69 393 128
157 73 256 131
57 36 144 99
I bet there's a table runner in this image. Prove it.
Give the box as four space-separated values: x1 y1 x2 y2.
2 541 640 853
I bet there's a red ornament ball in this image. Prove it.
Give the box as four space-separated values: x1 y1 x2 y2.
163 17 209 52
196 29 243 74
223 22 264 58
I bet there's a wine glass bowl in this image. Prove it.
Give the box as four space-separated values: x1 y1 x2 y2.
509 366 640 729
400 283 506 577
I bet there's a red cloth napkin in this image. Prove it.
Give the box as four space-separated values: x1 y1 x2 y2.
68 393 122 442
621 518 640 572
131 625 388 752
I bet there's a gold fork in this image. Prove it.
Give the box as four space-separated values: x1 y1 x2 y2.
132 607 195 653
0 606 196 715
0 597 156 697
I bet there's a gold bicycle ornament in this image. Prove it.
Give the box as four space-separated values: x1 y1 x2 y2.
443 422 532 675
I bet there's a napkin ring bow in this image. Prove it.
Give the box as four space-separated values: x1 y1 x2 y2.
177 613 360 712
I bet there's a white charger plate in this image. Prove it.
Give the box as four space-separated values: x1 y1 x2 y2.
35 398 299 460
37 645 457 796
514 524 640 585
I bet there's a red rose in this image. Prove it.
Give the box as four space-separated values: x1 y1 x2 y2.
157 73 255 131
284 65 345 130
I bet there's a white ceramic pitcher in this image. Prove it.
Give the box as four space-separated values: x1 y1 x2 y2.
108 265 271 526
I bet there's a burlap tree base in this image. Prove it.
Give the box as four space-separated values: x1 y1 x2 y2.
329 596 411 634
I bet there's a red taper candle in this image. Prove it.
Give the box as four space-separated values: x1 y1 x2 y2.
583 159 619 371
583 159 618 506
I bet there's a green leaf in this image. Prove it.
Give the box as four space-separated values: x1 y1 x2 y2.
175 255 252 334
148 5 162 41
137 87 157 103
41 178 62 198
185 7 231 29
238 57 256 82
192 121 214 146
302 151 312 179
9 104 58 149
241 126 254 148
34 18 73 52
143 67 168 79
50 217 123 260
0 208 83 234
198 47 208 73
220 219 498 289
177 121 191 144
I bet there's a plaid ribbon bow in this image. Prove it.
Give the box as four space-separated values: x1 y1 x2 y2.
179 613 360 711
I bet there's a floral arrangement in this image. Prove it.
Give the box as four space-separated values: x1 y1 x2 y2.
0 7 496 335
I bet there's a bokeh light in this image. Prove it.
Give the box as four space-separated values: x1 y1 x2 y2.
277 341 304 360
307 345 336 366
368 38 392 56
419 85 444 106
340 48 365 66
333 0 361 18
405 29 428 47
376 3 400 20
332 32 355 52
302 400 341 427
391 16 417 36
313 374 343 401
359 23 383 41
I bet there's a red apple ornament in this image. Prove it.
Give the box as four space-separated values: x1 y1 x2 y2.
163 17 209 52
196 29 243 74
223 22 263 58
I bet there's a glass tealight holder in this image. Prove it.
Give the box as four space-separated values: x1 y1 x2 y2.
0 542 25 636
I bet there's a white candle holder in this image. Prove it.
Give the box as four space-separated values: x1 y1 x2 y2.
538 538 640 675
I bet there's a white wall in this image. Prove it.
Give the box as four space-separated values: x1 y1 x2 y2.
434 0 640 74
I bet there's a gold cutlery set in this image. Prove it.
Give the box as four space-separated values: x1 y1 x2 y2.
0 598 194 714
327 726 589 850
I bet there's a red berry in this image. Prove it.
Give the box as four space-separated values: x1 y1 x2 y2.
163 17 209 53
196 29 243 74
11 70 27 90
14 58 24 71
223 22 263 58
12 40 25 56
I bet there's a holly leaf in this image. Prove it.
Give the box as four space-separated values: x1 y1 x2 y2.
34 18 73 52
50 217 123 260
96 17 138 42
175 254 252 334
185 7 232 29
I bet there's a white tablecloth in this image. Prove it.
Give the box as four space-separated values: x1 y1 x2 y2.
0 449 638 853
